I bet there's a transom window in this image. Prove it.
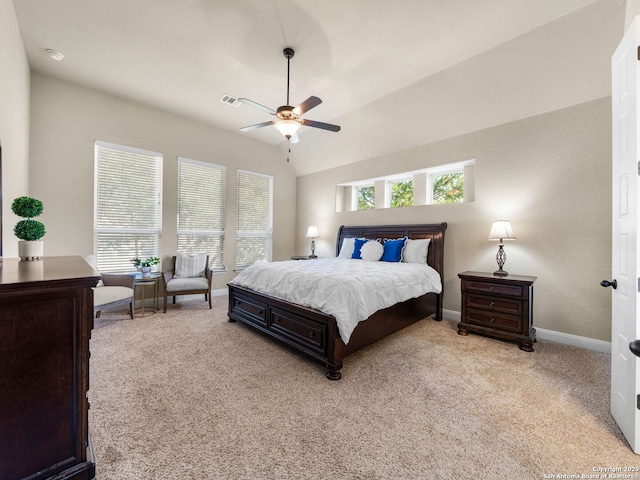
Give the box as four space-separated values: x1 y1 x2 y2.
337 160 474 212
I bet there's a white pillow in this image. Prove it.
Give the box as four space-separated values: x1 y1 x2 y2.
338 237 356 258
175 252 208 278
402 238 431 264
360 240 383 261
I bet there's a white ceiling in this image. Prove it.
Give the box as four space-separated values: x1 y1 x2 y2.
13 0 621 176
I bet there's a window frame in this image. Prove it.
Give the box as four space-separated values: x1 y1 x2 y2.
428 167 465 205
354 184 375 211
93 140 163 273
235 169 274 270
387 176 414 208
177 157 226 271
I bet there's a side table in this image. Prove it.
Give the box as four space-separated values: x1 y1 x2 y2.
134 273 161 317
458 271 536 351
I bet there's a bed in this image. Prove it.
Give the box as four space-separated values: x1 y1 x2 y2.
227 223 447 380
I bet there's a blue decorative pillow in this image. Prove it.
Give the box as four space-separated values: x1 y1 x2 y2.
351 238 369 259
381 237 407 262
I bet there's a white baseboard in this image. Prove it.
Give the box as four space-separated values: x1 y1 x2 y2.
442 309 611 354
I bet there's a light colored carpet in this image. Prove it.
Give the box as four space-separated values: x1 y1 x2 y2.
90 296 637 479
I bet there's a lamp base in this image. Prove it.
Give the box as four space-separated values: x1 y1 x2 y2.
493 269 508 276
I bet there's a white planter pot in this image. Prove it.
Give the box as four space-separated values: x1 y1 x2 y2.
18 240 43 261
140 266 152 278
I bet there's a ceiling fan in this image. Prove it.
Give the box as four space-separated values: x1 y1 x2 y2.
238 47 341 143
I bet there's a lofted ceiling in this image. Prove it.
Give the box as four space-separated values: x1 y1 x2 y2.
13 0 621 176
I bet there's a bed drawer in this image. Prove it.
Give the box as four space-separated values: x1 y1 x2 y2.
465 294 522 315
231 294 267 327
464 309 521 332
270 308 326 354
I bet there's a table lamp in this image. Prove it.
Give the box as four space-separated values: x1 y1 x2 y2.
488 220 516 276
306 226 318 258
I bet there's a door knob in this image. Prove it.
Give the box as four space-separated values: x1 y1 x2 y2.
630 340 640 357
600 279 617 289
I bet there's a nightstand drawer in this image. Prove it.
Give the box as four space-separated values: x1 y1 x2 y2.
465 309 522 332
464 280 523 297
465 294 523 315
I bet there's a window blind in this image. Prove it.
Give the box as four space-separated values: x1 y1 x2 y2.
94 141 163 273
177 158 226 270
236 170 273 269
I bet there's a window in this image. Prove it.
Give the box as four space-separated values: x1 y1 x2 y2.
236 170 273 269
430 170 464 204
356 185 375 211
390 179 414 208
94 141 162 273
177 158 226 270
336 159 474 211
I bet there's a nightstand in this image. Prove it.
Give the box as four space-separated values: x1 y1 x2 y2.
458 271 536 352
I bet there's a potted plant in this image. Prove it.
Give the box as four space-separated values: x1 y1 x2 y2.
132 257 160 278
12 196 46 261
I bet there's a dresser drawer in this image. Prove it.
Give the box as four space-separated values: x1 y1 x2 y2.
465 294 523 315
231 294 267 327
271 308 327 354
464 280 523 297
465 309 522 332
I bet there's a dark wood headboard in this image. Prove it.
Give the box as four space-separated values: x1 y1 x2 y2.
335 223 447 279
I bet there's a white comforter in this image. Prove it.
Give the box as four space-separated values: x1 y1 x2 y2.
229 258 442 344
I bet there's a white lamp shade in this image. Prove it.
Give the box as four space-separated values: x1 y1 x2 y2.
488 220 517 241
305 226 319 238
275 120 301 138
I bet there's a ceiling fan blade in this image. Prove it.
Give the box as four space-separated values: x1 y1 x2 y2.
293 96 322 115
301 119 341 132
240 120 274 132
237 98 276 115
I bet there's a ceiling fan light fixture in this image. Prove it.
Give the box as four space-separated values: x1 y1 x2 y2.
275 119 301 139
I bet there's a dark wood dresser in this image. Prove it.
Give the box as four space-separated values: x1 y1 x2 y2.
458 271 536 352
0 256 100 480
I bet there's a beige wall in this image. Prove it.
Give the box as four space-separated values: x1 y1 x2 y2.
0 0 30 258
28 74 296 290
296 98 612 342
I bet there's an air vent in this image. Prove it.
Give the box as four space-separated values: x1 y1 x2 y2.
220 95 240 107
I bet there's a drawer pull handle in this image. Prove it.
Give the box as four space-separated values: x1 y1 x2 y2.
309 331 316 338
489 286 495 291
490 318 495 323
489 302 495 307
258 310 264 316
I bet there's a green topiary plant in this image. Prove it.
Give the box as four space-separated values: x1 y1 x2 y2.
12 196 46 241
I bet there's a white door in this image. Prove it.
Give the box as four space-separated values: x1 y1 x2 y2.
610 15 640 454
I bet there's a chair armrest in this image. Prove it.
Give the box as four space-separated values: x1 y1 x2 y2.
205 266 212 283
162 271 174 286
101 274 135 289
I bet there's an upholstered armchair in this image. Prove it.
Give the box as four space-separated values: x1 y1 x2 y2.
85 255 135 318
162 253 212 312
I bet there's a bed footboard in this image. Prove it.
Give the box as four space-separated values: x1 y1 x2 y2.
228 284 439 380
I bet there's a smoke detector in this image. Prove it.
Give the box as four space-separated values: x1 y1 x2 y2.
46 49 64 61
